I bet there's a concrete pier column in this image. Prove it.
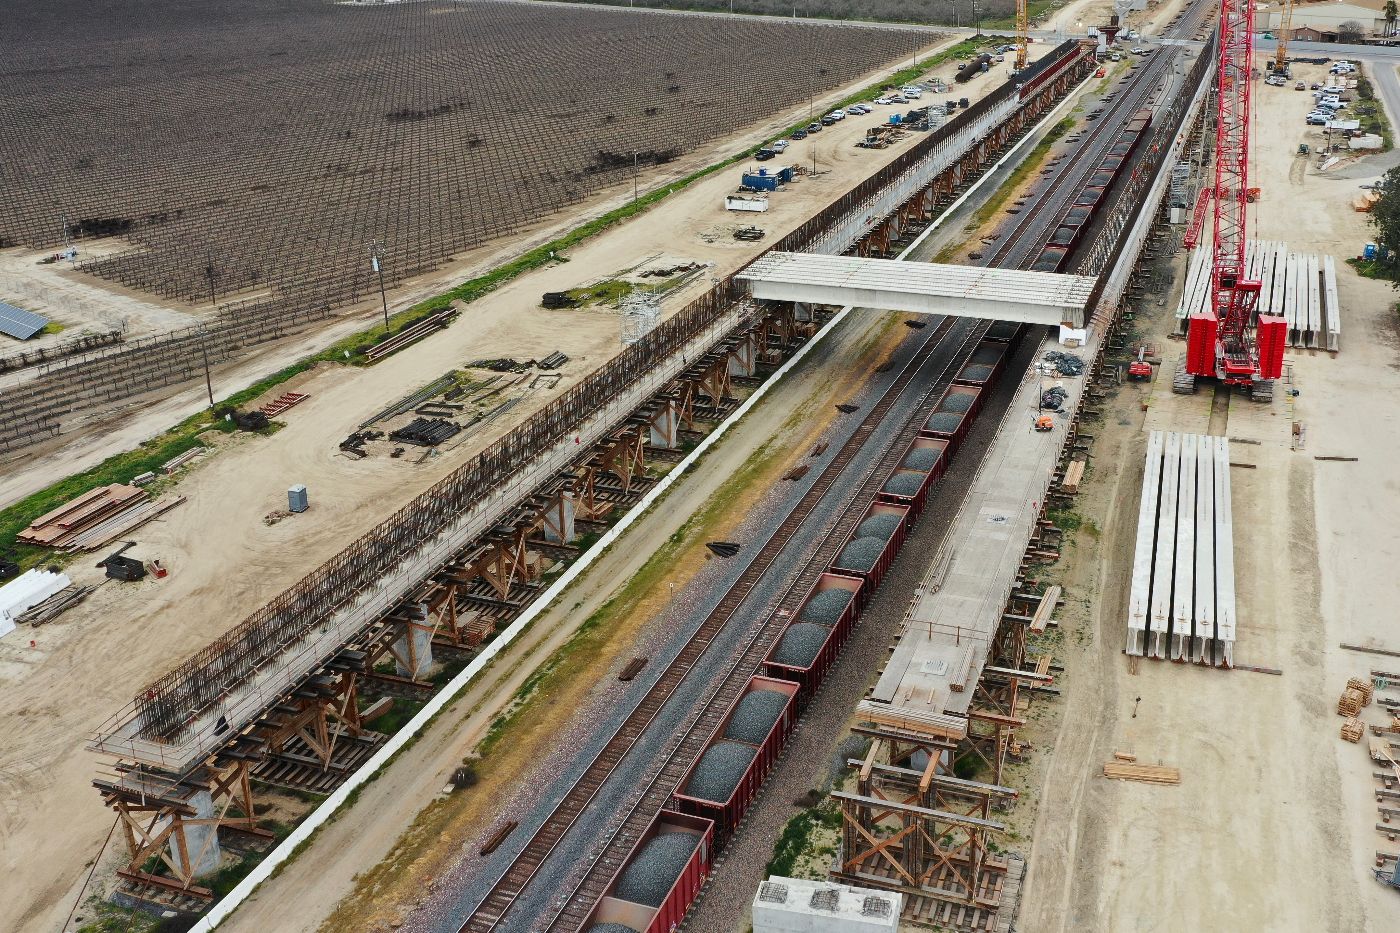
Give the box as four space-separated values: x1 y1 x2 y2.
393 603 433 679
542 490 577 543
648 399 679 449
727 333 757 377
793 301 813 323
170 789 221 878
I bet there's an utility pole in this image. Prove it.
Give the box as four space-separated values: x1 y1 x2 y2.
371 240 390 332
198 327 215 411
633 151 639 202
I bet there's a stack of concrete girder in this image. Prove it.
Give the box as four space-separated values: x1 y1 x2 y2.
1126 431 1236 667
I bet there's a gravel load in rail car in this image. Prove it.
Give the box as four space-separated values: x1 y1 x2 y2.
614 831 701 906
971 346 1003 364
903 448 942 472
836 536 886 571
684 741 758 802
987 320 1021 341
722 689 789 745
800 587 856 625
772 622 830 668
961 363 995 380
883 472 925 497
939 393 975 413
856 512 903 540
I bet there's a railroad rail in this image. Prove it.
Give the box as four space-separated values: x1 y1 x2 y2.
458 11 1219 931
538 317 992 933
461 311 973 930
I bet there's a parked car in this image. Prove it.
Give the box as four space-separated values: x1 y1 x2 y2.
847 103 869 114
1131 47 1149 55
1311 82 1322 90
873 96 892 105
829 109 846 121
1295 81 1306 90
888 94 907 104
754 148 776 161
819 115 836 126
1306 113 1329 125
900 86 922 98
771 139 788 152
806 122 822 133
790 128 807 140
994 55 1005 63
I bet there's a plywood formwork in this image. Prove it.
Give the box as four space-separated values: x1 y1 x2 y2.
1174 239 1340 352
1124 430 1235 667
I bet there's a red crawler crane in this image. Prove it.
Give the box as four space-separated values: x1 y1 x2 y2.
1183 0 1287 400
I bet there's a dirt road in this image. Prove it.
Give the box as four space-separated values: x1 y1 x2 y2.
1016 56 1400 933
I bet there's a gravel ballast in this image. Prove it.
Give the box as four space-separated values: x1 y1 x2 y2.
771 622 830 668
587 925 640 933
723 689 789 745
614 831 700 906
882 472 924 497
960 363 994 381
856 512 902 540
800 588 853 627
924 411 964 433
902 448 942 471
836 535 885 571
938 392 975 412
684 741 758 802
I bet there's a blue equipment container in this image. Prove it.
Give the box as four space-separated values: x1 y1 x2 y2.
288 484 309 513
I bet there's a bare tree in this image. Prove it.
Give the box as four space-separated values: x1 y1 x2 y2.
1338 20 1367 43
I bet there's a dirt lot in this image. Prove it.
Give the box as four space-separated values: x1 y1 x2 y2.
1 32 1061 933
1015 57 1400 933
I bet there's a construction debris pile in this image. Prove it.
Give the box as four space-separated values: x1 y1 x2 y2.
19 484 185 552
1043 350 1085 376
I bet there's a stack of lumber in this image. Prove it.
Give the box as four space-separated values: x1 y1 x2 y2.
1103 761 1181 785
1348 676 1376 707
1340 688 1367 717
18 485 185 552
1342 717 1366 743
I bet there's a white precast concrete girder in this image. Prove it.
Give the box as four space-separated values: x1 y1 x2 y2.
738 252 1098 328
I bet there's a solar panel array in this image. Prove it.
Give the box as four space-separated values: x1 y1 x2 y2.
0 301 49 341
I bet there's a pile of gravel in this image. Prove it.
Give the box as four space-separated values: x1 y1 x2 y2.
836 535 886 571
801 587 854 625
723 689 789 745
614 832 700 906
882 472 924 497
684 741 757 802
857 512 902 540
972 346 1003 364
771 622 830 668
924 411 964 434
903 448 942 472
588 925 640 933
960 364 994 382
939 392 975 412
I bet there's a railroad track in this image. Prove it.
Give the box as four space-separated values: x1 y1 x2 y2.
540 316 993 933
459 312 969 932
459 11 1221 928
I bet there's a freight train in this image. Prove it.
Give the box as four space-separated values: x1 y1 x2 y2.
1031 108 1153 273
575 323 1024 933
